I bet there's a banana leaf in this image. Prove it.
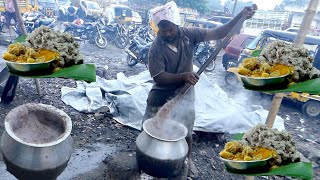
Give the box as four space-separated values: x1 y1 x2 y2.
251 49 262 57
15 35 27 43
10 64 96 82
226 162 313 180
244 78 320 95
232 133 244 141
265 78 320 94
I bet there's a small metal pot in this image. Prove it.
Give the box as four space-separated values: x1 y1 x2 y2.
0 103 73 180
239 74 289 89
136 118 188 178
220 157 271 171
4 59 55 75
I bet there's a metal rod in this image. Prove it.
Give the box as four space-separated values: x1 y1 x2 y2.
179 13 249 97
196 15 247 76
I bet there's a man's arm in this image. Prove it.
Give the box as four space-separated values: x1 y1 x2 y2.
153 72 199 86
206 6 257 41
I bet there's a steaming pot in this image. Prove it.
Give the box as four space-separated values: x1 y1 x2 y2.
136 118 188 178
0 103 73 180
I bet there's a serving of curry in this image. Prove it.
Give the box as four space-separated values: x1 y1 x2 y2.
219 141 277 161
3 43 59 63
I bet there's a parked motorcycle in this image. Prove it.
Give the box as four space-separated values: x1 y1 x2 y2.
125 35 152 67
99 18 129 49
194 42 216 72
132 25 154 43
64 21 108 49
13 11 56 36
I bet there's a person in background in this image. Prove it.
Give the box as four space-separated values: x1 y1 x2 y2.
105 7 115 25
67 3 77 22
144 1 256 178
0 12 6 33
4 0 16 29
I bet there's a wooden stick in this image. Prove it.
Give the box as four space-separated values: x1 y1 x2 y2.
13 0 42 95
265 0 320 128
258 1 319 179
12 0 27 36
35 79 41 95
265 93 285 128
294 0 319 47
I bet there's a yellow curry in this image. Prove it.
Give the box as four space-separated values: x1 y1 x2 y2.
3 43 59 63
220 141 277 161
238 57 293 78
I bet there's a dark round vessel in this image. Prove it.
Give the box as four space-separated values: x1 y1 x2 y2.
135 118 188 178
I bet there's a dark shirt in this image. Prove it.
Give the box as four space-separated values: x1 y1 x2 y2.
148 27 208 90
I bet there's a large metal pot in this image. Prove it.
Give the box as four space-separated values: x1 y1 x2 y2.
0 103 73 180
136 118 188 178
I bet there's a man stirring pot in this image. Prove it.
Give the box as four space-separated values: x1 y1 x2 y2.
143 1 257 177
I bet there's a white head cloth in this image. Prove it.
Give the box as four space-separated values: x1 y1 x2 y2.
150 1 181 26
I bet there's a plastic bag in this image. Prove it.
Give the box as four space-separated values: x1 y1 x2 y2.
149 1 181 26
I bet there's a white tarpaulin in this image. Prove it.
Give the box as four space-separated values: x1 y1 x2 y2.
61 70 284 134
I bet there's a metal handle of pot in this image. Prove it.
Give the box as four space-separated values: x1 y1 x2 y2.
178 4 257 97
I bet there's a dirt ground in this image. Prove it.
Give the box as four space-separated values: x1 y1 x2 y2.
0 41 319 180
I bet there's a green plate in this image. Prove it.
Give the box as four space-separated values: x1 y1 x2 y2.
10 64 96 82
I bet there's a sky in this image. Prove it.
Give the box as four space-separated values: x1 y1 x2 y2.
246 0 283 10
221 0 283 10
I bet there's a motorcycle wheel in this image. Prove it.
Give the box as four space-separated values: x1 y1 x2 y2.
94 35 108 49
126 54 138 66
115 35 128 49
198 55 216 72
225 72 239 87
205 60 215 72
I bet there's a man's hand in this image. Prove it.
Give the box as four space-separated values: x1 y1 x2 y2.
241 4 258 20
181 72 199 85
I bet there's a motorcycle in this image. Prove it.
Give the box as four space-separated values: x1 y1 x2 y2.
136 25 154 43
99 18 129 49
64 21 108 49
194 42 216 72
125 35 152 67
13 11 56 36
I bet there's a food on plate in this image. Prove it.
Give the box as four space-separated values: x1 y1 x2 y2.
3 43 59 63
259 41 320 81
220 141 276 161
240 124 300 166
25 26 83 67
237 57 293 78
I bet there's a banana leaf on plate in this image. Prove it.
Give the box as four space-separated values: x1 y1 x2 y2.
228 134 313 180
264 78 320 94
9 64 96 82
7 35 96 82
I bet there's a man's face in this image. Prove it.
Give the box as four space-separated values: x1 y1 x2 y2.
158 22 178 44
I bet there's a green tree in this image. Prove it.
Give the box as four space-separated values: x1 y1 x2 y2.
174 0 210 14
224 0 255 15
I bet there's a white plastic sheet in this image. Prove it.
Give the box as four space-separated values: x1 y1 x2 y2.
61 70 285 134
